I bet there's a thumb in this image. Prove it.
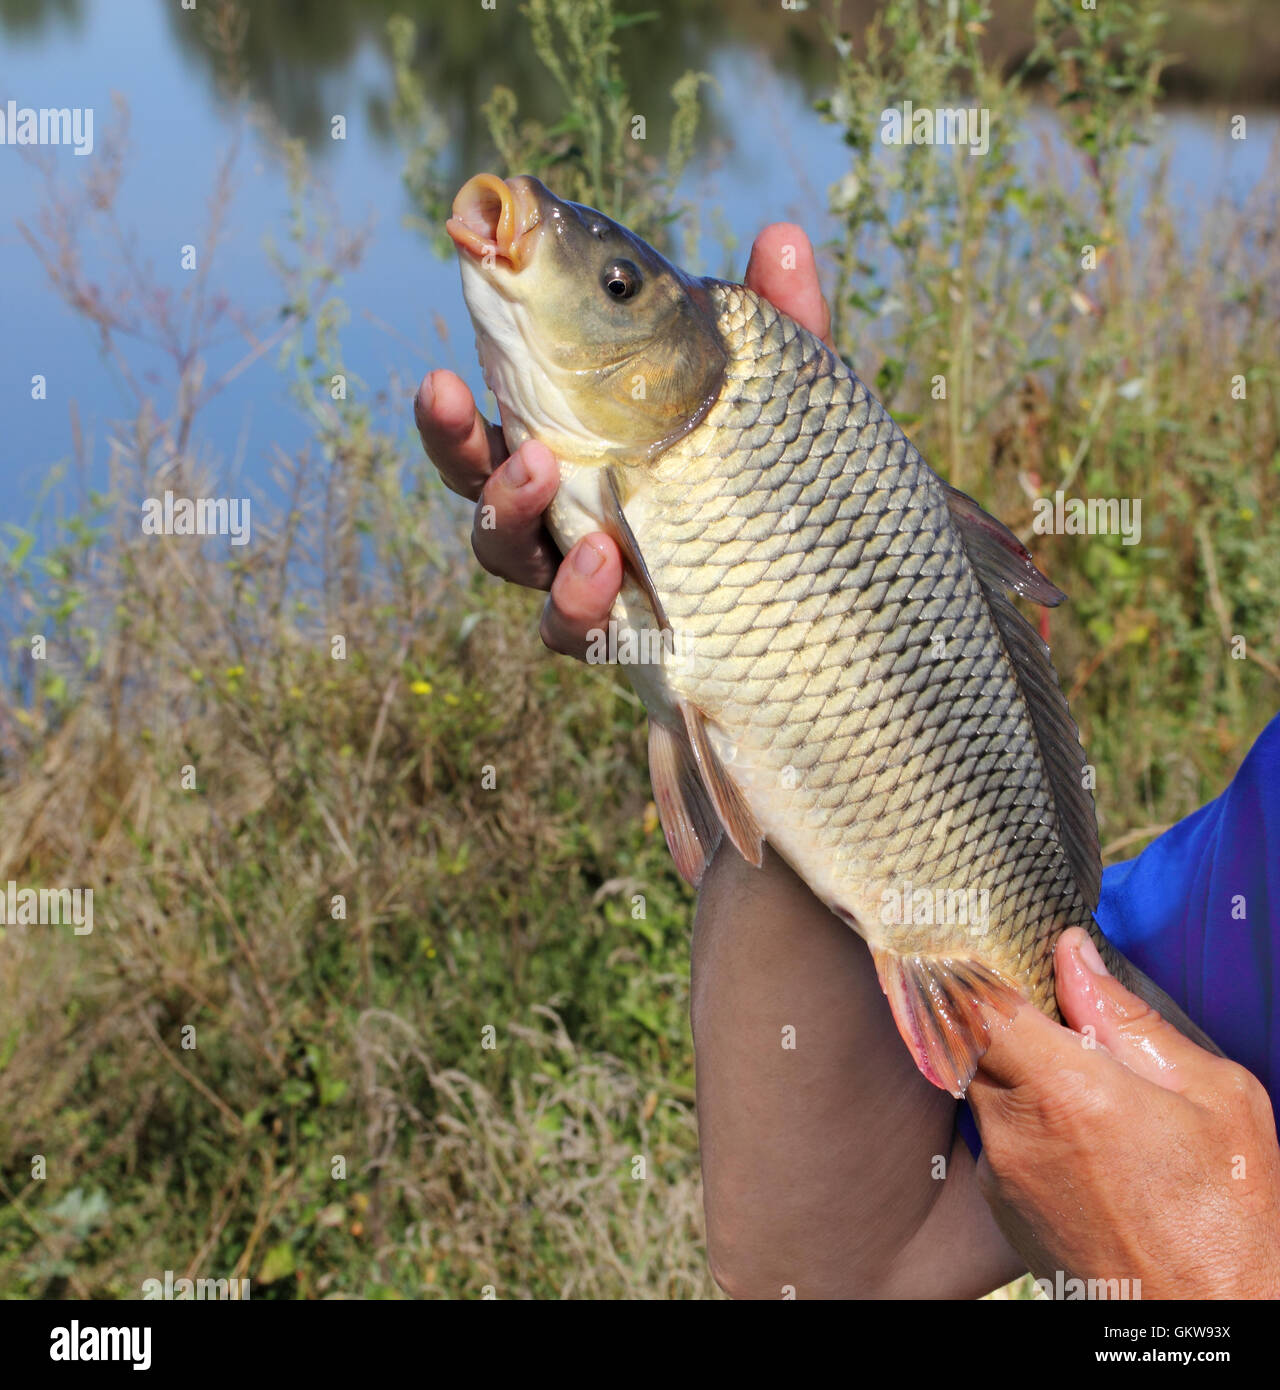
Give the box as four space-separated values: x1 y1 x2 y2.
743 223 834 348
1054 927 1203 1095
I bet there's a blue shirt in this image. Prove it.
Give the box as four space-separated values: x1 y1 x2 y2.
959 712 1280 1155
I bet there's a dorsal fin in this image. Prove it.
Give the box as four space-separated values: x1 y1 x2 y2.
944 484 1102 910
944 484 1067 606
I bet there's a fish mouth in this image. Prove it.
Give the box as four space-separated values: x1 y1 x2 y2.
446 173 544 272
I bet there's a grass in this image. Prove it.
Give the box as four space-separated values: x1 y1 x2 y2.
0 0 1277 1299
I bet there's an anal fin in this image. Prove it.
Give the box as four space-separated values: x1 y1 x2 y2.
872 948 1026 1097
648 720 723 887
680 700 764 869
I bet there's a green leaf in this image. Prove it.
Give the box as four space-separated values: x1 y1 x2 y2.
259 1241 295 1284
281 1077 311 1106
2 526 34 569
610 10 660 29
319 1076 348 1106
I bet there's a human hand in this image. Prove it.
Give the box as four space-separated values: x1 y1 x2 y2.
415 223 833 659
969 927 1280 1298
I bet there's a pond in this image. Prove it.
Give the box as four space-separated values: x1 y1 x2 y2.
1 0 1275 534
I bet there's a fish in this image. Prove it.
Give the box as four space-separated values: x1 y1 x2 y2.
445 172 1221 1096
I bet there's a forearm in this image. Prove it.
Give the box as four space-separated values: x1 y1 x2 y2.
690 842 1023 1298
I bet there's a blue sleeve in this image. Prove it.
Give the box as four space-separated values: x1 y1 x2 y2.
957 712 1280 1159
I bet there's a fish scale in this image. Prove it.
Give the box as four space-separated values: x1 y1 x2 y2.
447 171 1222 1093
631 284 1085 1015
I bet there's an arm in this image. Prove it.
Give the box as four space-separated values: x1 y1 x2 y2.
691 839 1024 1298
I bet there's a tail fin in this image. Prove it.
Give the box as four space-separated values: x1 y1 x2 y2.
1102 941 1225 1058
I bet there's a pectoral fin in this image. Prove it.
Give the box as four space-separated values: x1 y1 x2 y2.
679 700 764 868
601 466 671 632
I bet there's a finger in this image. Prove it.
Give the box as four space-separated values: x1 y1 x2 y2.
471 440 563 590
969 992 1110 1097
1052 927 1204 1096
415 370 507 500
539 534 623 661
966 994 1140 1151
744 223 834 348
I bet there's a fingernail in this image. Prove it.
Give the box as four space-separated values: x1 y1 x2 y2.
572 541 605 577
505 449 530 488
1076 933 1110 977
418 374 434 413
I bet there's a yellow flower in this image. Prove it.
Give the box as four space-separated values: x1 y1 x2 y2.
410 679 433 695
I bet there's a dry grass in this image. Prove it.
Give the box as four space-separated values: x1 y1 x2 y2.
1 0 1278 1300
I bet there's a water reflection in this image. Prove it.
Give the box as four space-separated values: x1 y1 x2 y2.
3 0 1272 164
0 0 82 38
155 0 751 157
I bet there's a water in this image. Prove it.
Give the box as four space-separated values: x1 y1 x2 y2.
0 0 1275 542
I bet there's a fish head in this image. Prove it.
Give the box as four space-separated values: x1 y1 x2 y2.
446 174 726 463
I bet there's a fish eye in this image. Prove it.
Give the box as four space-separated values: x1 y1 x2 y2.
602 260 642 301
